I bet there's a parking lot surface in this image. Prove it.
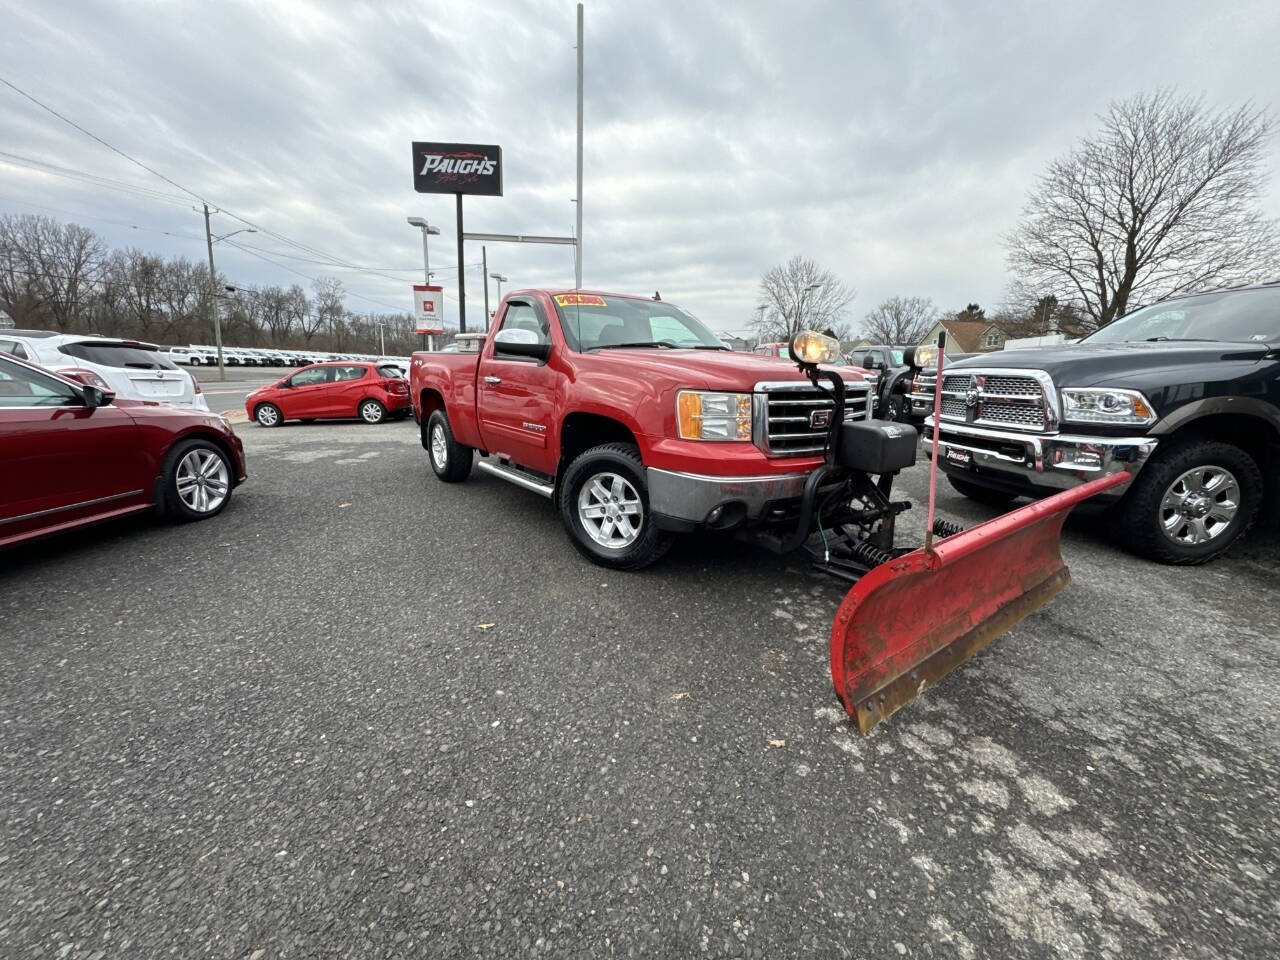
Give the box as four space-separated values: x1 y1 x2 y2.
3 420 1277 958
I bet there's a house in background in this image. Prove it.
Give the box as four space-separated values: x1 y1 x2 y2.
918 318 1009 353
0 309 14 330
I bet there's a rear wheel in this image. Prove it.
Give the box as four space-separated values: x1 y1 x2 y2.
162 439 233 521
427 409 473 481
1116 439 1261 565
359 399 386 424
559 444 671 570
254 403 282 427
947 474 1018 507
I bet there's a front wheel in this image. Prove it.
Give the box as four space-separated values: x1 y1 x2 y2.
426 409 473 481
162 439 234 521
254 403 283 427
1116 439 1262 565
559 444 671 570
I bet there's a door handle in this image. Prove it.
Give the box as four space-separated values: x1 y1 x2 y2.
483 375 502 385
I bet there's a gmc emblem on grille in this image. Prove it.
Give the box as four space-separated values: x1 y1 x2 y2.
809 409 832 429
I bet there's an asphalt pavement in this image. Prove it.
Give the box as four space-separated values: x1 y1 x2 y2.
2 420 1277 958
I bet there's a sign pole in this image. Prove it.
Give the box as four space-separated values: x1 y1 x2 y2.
482 245 491 331
456 192 466 334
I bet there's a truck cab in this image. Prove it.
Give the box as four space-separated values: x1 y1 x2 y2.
410 290 878 569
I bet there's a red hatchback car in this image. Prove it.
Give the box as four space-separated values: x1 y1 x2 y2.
245 361 410 427
0 353 247 550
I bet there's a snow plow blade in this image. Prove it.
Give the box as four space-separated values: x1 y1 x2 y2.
830 472 1130 733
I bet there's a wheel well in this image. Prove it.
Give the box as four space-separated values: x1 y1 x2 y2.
1166 413 1280 526
419 388 444 419
559 413 639 474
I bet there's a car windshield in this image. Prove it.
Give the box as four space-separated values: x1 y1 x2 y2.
59 341 177 369
1084 287 1280 344
555 295 725 351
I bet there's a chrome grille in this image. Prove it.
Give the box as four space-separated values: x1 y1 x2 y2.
937 371 1049 432
757 381 873 456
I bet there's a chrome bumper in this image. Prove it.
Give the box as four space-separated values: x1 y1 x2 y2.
921 419 1158 494
647 467 811 525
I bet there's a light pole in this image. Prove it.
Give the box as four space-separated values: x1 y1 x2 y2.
407 217 441 350
200 202 256 381
490 272 509 304
800 281 824 338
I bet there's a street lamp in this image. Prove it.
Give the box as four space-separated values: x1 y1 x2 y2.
407 217 441 349
490 272 509 303
802 281 824 334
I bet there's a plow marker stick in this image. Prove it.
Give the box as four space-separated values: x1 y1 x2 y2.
924 333 946 554
829 471 1131 733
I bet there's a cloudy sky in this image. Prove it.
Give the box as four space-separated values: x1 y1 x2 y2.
2 0 1278 336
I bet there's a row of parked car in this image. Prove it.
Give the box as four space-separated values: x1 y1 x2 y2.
169 345 411 370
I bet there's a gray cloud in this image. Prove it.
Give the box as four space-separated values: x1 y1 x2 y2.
2 0 1277 336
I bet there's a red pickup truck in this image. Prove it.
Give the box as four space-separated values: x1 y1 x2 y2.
410 289 873 569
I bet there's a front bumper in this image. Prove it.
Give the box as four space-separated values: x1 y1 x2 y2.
921 419 1157 497
647 467 813 531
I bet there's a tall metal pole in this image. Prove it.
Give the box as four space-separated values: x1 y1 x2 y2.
456 193 466 333
482 245 490 331
202 203 226 381
419 225 431 351
575 2 584 289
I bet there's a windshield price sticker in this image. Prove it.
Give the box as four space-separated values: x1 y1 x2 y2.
554 294 607 307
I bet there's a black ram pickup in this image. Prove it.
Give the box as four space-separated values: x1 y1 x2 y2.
923 282 1280 564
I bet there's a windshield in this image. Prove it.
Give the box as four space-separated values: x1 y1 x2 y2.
888 348 905 365
58 341 177 369
1085 287 1280 344
553 294 724 350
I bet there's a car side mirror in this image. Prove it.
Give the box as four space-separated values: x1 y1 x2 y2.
82 385 115 408
278 378 293 388
862 353 884 370
494 328 552 362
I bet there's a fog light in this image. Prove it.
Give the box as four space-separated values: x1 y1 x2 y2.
706 505 724 524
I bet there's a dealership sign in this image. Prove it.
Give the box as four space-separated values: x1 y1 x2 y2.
411 142 503 196
413 284 444 334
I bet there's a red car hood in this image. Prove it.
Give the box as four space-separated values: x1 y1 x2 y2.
582 349 864 391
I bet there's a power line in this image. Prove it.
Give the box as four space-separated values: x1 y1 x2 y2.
224 239 409 313
0 151 193 206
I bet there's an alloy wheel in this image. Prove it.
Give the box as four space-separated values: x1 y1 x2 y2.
577 472 643 549
1159 465 1239 546
176 449 229 514
431 423 448 469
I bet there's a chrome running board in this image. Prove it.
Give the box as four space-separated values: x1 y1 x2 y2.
475 458 555 499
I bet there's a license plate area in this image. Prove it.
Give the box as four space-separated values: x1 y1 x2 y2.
944 447 973 468
132 379 184 397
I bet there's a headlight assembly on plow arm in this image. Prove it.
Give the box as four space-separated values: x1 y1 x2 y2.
790 330 841 365
676 390 752 440
1061 387 1156 425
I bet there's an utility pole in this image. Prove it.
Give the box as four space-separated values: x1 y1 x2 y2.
482 245 490 330
575 2 584 289
202 203 226 381
456 194 466 334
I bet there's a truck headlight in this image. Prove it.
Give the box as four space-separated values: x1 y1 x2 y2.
676 390 752 441
1060 388 1156 425
790 330 840 365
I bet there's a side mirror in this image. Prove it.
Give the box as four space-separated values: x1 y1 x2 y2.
278 378 293 388
861 353 882 370
494 328 552 362
82 385 115 408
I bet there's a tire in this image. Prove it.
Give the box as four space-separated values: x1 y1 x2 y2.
254 402 283 428
1116 439 1262 565
559 443 671 570
426 409 473 482
886 393 905 423
189 357 202 367
161 439 234 521
947 474 1018 508
359 399 386 424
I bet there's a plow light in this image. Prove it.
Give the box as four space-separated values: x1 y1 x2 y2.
790 330 840 366
676 390 752 440
911 344 938 369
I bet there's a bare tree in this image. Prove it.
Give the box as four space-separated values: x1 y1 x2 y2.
1006 90 1280 329
258 285 294 343
311 276 344 345
861 296 936 344
755 255 855 342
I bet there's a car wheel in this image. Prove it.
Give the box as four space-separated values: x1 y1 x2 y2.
359 399 386 424
1116 439 1262 565
426 409 473 481
886 394 906 423
189 357 202 366
254 402 283 427
947 474 1018 508
559 443 671 570
162 439 233 521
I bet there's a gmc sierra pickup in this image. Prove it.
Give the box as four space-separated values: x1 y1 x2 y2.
410 290 874 569
923 282 1280 564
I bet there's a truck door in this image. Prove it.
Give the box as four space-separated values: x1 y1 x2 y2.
475 298 559 476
